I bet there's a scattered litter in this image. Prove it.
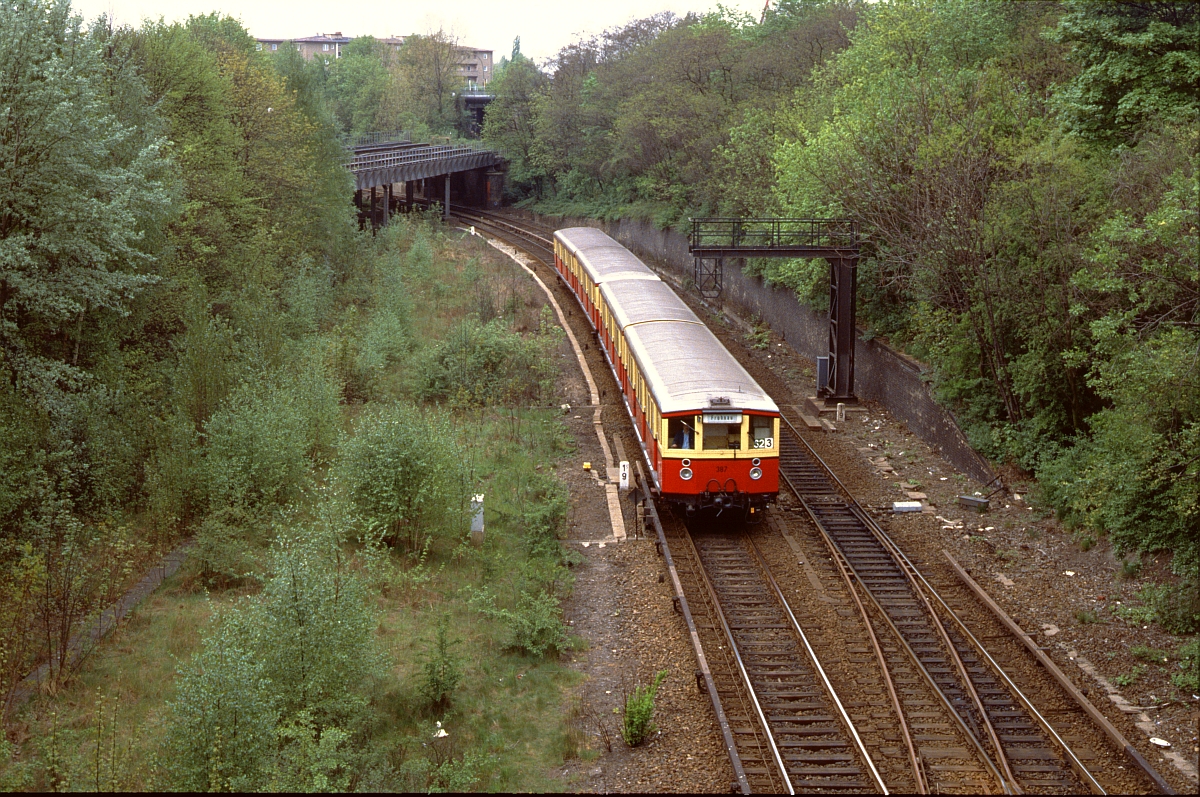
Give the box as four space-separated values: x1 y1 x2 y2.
598 542 606 548
1150 738 1171 748
995 573 1015 587
940 477 948 481
561 403 571 411
984 526 995 531
582 542 590 548
1041 623 1060 637
582 461 592 471
893 501 923 513
1064 571 1076 576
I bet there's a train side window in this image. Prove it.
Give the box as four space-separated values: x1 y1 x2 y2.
667 417 695 449
702 420 739 450
751 416 775 450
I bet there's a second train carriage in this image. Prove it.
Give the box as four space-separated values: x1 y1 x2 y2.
553 227 780 516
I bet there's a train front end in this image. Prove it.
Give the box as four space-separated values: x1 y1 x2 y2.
658 400 780 519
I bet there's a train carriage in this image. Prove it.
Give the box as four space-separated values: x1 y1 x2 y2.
554 227 780 517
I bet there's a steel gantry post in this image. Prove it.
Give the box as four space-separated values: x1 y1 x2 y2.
822 255 857 402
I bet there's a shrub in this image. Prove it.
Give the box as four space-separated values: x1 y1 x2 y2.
202 379 311 510
164 522 383 789
1172 638 1198 694
1130 645 1170 664
193 505 257 584
417 313 562 409
163 604 278 791
622 670 668 746
468 587 568 658
419 615 463 710
334 403 466 552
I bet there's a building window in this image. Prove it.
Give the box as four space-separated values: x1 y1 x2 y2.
483 66 489 72
271 43 278 51
256 42 262 50
482 53 488 60
323 43 329 51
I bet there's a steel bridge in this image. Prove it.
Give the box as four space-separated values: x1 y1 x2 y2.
346 135 507 224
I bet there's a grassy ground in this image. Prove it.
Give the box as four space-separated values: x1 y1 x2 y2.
0 217 589 792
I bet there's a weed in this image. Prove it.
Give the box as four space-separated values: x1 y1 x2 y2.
1171 638 1198 693
419 615 463 710
748 319 771 350
1112 665 1145 688
1076 533 1095 552
1118 557 1142 580
1130 645 1170 664
997 548 1020 562
1025 527 1041 540
621 670 668 746
1074 609 1101 624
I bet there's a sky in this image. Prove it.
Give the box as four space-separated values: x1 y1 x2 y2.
70 0 770 63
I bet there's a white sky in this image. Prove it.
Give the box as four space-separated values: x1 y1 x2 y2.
71 0 770 63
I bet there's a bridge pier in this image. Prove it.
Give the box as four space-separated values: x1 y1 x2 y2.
444 174 450 219
405 180 413 213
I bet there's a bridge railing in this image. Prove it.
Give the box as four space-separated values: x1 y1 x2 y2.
341 130 411 148
349 142 506 173
689 217 859 253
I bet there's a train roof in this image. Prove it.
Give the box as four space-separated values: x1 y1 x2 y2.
625 321 778 415
601 279 703 328
556 227 655 283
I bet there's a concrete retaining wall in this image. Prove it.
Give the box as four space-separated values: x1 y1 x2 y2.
525 210 996 486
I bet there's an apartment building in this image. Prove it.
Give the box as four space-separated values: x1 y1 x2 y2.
256 33 351 60
256 33 493 86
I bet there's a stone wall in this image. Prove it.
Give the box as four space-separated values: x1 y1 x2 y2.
526 211 997 486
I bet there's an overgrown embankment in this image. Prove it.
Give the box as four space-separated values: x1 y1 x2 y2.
1 2 591 789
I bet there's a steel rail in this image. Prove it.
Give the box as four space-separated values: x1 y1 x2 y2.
795 518 927 793
744 534 889 794
777 414 1013 793
679 530 794 794
779 456 1010 792
778 411 1113 795
861 515 1107 794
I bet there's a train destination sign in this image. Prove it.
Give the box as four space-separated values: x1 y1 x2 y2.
702 413 743 425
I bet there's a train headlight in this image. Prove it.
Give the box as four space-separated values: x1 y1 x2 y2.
749 467 763 480
680 467 693 481
681 458 691 467
752 458 761 467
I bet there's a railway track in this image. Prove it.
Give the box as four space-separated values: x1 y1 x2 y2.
775 415 1108 794
454 208 1174 796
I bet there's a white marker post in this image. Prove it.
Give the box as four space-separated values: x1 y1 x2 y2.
618 461 630 491
470 494 485 546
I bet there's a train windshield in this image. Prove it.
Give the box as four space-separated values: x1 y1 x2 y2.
751 416 775 450
702 417 741 450
667 417 696 449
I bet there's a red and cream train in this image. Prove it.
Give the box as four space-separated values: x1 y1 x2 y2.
553 227 780 517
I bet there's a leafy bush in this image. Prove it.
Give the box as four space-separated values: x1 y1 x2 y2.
417 312 562 409
202 378 311 510
164 523 383 789
419 615 463 710
622 670 668 746
1172 638 1198 694
163 604 278 791
468 587 568 658
334 403 466 551
193 505 257 583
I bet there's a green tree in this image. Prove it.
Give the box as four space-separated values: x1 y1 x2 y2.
482 50 548 197
0 0 171 406
1050 1 1200 145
